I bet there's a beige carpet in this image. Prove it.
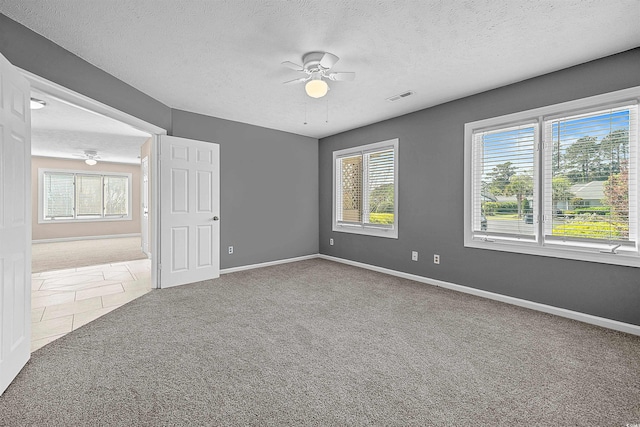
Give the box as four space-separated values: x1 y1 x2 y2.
32 237 148 273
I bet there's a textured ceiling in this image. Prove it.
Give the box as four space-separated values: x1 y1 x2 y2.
30 92 150 164
2 0 640 139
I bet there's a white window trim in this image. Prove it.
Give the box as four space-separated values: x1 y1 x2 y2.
464 86 640 268
38 168 133 224
332 138 399 239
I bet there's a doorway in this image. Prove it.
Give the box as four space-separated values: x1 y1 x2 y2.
24 70 164 351
2 58 221 393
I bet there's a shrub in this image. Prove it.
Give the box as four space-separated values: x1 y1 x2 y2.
374 202 394 214
574 206 612 216
482 201 518 215
571 197 586 207
369 213 394 224
552 219 628 239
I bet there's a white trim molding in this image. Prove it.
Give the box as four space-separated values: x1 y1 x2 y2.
33 233 141 244
220 254 319 275
318 254 640 336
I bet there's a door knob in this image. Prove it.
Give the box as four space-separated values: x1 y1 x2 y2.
212 216 219 221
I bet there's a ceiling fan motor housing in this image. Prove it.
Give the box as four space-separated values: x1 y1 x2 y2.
303 52 329 71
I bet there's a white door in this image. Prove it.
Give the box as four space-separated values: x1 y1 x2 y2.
0 53 31 395
141 156 150 256
159 135 219 288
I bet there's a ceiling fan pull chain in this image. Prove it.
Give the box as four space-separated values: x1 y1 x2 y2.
304 96 308 125
326 98 329 124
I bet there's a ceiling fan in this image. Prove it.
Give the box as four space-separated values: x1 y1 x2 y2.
73 150 101 165
282 51 355 98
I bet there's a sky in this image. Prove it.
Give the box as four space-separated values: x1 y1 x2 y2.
480 107 632 181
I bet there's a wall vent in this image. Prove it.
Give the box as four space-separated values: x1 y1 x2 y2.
386 91 414 102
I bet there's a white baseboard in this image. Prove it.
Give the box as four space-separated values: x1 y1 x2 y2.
220 254 319 275
33 233 141 244
319 254 640 337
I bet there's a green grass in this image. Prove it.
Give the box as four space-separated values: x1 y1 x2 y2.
369 213 394 224
486 214 519 220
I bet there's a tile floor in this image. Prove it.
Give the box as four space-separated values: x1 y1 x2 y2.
31 259 152 352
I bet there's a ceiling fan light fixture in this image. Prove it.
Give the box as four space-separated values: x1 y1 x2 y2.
85 158 97 166
305 78 328 98
282 51 353 98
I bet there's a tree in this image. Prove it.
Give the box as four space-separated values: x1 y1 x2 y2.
600 129 629 176
552 139 564 175
603 161 629 219
564 136 600 183
369 183 394 213
505 174 533 218
603 161 629 239
552 175 574 210
487 161 516 195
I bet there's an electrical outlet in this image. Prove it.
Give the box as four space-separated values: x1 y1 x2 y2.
433 254 440 264
228 246 234 255
330 238 334 246
411 251 418 261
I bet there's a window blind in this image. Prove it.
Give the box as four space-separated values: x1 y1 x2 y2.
365 148 395 227
44 172 74 218
544 104 637 244
104 175 129 216
336 147 395 228
76 174 103 216
472 124 537 239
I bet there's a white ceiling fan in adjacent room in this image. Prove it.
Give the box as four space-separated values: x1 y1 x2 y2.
282 51 355 98
73 149 101 165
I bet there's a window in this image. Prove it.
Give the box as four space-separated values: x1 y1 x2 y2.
465 87 639 267
104 175 129 216
40 169 132 222
333 139 398 238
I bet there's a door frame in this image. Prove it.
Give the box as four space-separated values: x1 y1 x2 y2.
141 156 150 258
18 68 167 288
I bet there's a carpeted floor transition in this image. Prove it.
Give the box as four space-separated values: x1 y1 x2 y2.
32 237 148 273
2 259 639 425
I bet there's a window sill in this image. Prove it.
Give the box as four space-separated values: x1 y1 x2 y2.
39 216 132 225
333 224 398 239
465 237 640 268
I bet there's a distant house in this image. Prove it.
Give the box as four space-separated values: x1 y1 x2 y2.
495 195 518 203
570 181 605 207
481 191 497 202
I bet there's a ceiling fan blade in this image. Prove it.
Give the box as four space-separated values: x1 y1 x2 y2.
328 72 355 81
281 61 304 71
319 52 339 69
283 77 308 85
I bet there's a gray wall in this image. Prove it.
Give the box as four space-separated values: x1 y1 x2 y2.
319 48 640 327
172 111 318 269
3 12 639 325
1 14 319 270
0 14 172 132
